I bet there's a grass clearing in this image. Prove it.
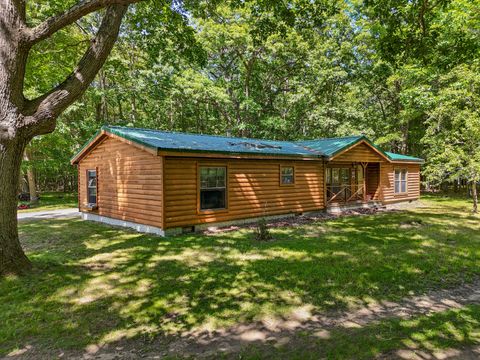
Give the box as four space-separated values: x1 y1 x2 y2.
17 191 77 212
2 195 480 357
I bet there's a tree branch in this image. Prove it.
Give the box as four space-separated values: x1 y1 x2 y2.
23 5 128 135
29 0 139 44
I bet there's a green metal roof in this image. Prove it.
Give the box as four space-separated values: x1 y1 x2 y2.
104 126 321 157
295 136 364 157
385 151 424 163
71 125 424 163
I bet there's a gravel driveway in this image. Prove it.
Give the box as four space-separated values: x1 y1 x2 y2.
17 208 80 221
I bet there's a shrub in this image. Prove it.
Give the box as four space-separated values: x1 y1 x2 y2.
254 217 273 241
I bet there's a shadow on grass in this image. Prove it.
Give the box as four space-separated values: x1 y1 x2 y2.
1 197 480 357
241 305 480 359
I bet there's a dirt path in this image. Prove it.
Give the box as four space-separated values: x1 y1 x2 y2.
8 280 470 359
159 280 480 359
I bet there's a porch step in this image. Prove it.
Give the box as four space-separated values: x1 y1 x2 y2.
326 201 385 214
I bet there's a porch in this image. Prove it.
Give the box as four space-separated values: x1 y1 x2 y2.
325 162 380 208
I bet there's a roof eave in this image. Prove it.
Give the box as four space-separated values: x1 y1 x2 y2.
70 129 106 165
157 147 322 159
72 126 422 165
389 159 425 164
70 127 159 164
71 126 324 163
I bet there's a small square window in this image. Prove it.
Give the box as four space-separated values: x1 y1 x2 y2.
281 166 294 185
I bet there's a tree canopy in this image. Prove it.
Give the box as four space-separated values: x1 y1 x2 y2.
23 0 480 202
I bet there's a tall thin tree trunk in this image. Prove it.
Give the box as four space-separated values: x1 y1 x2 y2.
99 69 109 121
26 166 37 203
18 169 28 194
472 180 478 213
0 139 32 274
131 95 137 122
117 96 123 120
23 150 38 203
129 45 137 122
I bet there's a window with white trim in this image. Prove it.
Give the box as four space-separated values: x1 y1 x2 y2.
394 169 407 194
200 166 227 210
87 169 97 204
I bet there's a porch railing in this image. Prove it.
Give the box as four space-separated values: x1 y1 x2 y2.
326 184 365 204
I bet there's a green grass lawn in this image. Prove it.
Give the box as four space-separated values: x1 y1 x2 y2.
18 191 78 212
2 195 480 358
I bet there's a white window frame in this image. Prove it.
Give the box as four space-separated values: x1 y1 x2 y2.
394 168 408 194
87 169 97 205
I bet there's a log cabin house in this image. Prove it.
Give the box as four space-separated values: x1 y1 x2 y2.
71 126 423 236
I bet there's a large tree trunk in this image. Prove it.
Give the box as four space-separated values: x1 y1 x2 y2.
0 137 32 274
0 0 132 275
0 0 32 274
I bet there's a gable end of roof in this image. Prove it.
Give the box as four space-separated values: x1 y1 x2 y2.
70 127 158 164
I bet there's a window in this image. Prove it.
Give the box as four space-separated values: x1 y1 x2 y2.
200 166 226 210
280 166 294 185
87 170 97 204
395 169 407 194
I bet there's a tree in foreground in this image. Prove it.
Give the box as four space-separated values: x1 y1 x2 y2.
423 64 480 213
0 0 141 275
0 0 330 275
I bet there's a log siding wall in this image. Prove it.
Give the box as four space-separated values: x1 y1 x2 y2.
163 157 325 228
78 136 164 228
76 136 421 232
366 163 380 200
379 163 421 203
326 143 421 203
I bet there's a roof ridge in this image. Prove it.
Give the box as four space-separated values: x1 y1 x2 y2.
104 125 366 145
104 125 298 145
296 135 364 142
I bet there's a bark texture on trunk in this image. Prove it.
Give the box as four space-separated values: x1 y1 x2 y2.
24 149 38 203
472 181 478 214
0 0 135 275
26 167 38 203
0 138 31 275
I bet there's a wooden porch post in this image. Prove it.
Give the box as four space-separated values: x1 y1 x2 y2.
323 160 327 208
361 162 368 202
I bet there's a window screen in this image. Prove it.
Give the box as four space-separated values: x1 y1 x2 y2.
200 167 226 210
